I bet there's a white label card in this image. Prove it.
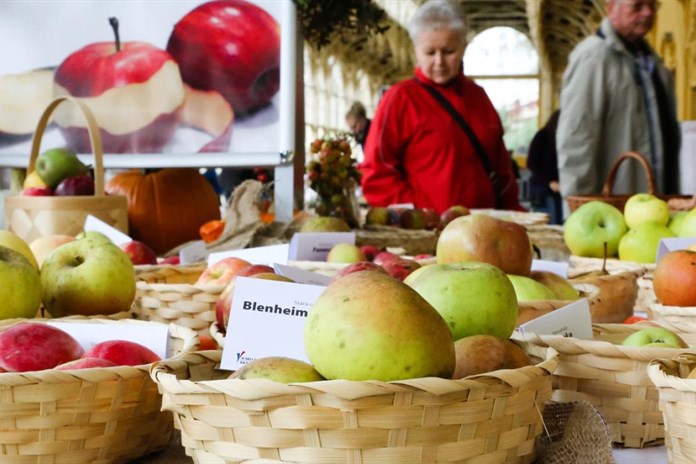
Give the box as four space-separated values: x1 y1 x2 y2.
273 263 332 286
388 203 414 209
84 215 131 246
657 237 696 262
288 232 356 261
208 244 290 266
531 259 569 278
220 277 326 370
46 321 170 359
518 298 593 340
179 240 209 264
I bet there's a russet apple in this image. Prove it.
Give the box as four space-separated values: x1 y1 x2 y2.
229 356 325 383
618 223 675 263
406 262 518 340
0 246 42 320
121 240 158 265
82 340 160 366
621 327 687 348
196 257 252 287
653 249 696 306
40 237 136 317
167 0 280 116
29 234 76 267
0 323 84 372
56 357 118 370
452 335 532 379
326 243 365 263
53 18 184 153
623 193 670 229
563 201 627 258
305 270 455 381
437 214 533 276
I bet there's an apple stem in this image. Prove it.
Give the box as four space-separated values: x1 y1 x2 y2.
109 17 121 52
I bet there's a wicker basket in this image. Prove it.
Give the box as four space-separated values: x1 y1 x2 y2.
516 323 696 448
517 282 600 326
356 226 439 256
0 317 198 464
647 353 696 463
647 304 696 332
3 96 128 243
150 347 558 464
566 151 692 213
210 321 226 348
133 264 221 336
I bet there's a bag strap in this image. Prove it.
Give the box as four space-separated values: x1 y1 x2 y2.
415 79 504 209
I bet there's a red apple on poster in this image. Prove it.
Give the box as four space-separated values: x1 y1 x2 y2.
82 340 160 366
53 17 185 153
121 240 158 265
166 0 281 116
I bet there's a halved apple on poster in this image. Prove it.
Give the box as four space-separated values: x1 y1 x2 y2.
0 68 54 146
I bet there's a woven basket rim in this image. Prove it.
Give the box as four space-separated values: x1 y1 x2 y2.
650 303 696 316
648 354 696 390
150 347 558 401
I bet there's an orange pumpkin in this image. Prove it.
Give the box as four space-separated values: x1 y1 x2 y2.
106 168 221 254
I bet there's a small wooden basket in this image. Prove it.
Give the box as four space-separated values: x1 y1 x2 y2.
516 323 696 448
4 96 128 243
0 317 198 464
647 353 696 464
133 264 222 336
566 151 691 213
150 347 557 464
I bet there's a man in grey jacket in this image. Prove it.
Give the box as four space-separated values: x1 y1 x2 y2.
556 0 680 213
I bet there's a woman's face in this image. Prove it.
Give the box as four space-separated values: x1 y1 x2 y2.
414 27 465 84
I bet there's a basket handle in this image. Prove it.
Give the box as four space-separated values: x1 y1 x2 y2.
27 96 106 197
601 151 656 197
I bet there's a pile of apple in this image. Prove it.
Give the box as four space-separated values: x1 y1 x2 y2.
21 147 94 196
364 204 469 231
564 193 696 263
0 322 160 372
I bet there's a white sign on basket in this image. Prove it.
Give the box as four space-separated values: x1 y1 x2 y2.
531 259 569 278
84 215 131 246
208 244 290 266
179 240 209 265
46 321 170 359
518 298 593 340
220 277 326 371
273 263 332 286
656 237 696 262
288 232 355 261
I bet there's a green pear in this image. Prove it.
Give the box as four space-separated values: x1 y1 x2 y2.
35 147 89 188
529 270 580 300
228 357 325 383
506 274 557 302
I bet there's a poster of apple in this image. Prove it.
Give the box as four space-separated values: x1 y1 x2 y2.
0 0 293 157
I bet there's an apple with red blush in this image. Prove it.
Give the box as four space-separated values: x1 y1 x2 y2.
0 323 84 372
330 261 387 283
82 339 160 366
166 0 281 116
196 257 252 286
236 264 274 277
121 240 158 265
359 245 382 262
56 357 118 370
372 251 402 267
214 263 274 328
381 258 421 281
53 17 184 153
22 186 54 196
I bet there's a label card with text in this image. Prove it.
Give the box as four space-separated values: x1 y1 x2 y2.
288 232 355 261
531 259 569 278
220 277 326 370
518 298 593 340
208 244 290 266
84 215 131 246
179 240 209 265
47 321 170 359
657 237 696 263
273 263 332 286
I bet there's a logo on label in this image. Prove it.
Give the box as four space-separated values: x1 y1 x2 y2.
236 351 246 362
235 350 255 365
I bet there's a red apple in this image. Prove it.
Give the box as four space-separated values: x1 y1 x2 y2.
0 323 84 372
21 187 54 196
214 264 275 329
381 258 421 281
330 262 387 283
54 174 95 196
236 264 274 277
53 17 184 153
422 208 440 230
160 255 181 265
167 0 281 116
82 340 160 366
121 240 158 265
359 245 382 262
623 315 649 324
373 251 402 267
196 257 252 286
55 357 118 370
399 209 427 230
217 273 293 331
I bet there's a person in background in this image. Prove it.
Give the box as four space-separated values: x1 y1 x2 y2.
556 0 680 213
345 101 372 149
360 0 522 213
527 110 563 224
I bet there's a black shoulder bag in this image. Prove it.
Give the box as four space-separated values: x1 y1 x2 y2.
416 80 505 209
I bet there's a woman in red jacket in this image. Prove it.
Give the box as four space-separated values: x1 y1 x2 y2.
360 0 523 214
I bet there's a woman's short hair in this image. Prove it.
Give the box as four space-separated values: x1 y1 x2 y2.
408 0 467 44
345 101 367 120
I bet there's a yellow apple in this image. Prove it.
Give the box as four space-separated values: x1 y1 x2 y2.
0 230 38 270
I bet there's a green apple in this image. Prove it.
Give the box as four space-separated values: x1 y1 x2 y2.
621 327 687 348
668 211 689 236
406 262 518 340
563 201 628 258
300 217 351 232
0 230 39 270
507 274 557 302
529 270 580 300
325 243 365 263
618 223 675 263
40 237 136 317
304 270 455 381
623 193 670 229
228 357 325 383
677 208 696 238
0 246 42 319
35 147 89 189
74 230 113 243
